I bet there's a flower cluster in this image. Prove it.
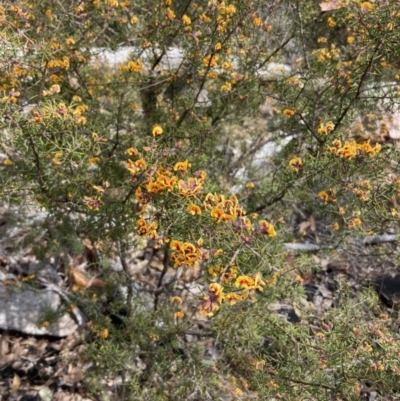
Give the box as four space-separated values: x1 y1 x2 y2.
199 273 268 316
317 121 335 135
327 139 381 159
136 219 158 239
205 193 246 223
170 239 203 268
318 189 337 204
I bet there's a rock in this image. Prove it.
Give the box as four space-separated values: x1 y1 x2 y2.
0 282 79 337
374 273 400 306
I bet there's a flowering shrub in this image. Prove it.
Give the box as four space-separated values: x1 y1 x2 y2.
1 0 400 399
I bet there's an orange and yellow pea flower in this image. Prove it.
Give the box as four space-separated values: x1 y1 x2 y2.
170 240 202 268
209 283 224 303
258 220 276 237
171 296 183 305
289 157 302 172
174 160 191 171
187 203 202 215
127 147 139 156
152 124 163 136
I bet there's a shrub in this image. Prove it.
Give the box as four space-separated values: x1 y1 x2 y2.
1 0 400 399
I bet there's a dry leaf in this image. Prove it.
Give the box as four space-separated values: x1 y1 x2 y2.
309 215 316 232
319 0 343 11
11 373 21 393
63 364 84 384
69 267 105 291
298 221 310 234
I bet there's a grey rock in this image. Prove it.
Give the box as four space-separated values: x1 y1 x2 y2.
0 283 79 337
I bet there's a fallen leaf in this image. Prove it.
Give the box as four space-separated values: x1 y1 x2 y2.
298 221 310 234
39 387 53 401
69 267 105 291
319 0 343 11
309 215 316 232
63 364 84 384
11 373 21 393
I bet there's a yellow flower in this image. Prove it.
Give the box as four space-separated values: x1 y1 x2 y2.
199 13 211 23
174 311 185 319
235 275 255 289
152 124 163 136
332 222 339 231
93 185 105 194
97 328 108 338
89 157 100 164
107 0 119 7
221 82 232 92
364 342 373 352
289 157 302 172
214 42 222 51
166 7 175 19
174 160 191 171
171 296 183 305
283 108 296 117
318 191 329 204
253 16 262 26
66 37 75 46
3 158 13 166
131 16 138 24
182 14 191 25
361 2 374 12
124 60 142 72
224 292 242 305
326 17 336 28
135 158 147 169
209 283 224 303
347 218 362 229
203 54 218 68
347 36 355 44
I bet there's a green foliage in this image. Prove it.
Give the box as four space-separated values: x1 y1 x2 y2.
1 0 400 399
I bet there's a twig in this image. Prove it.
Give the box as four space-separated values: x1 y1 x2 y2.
219 242 245 283
154 246 171 311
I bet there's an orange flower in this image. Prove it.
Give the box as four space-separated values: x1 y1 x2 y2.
318 191 329 204
210 207 226 222
209 283 224 303
174 160 191 171
187 204 202 215
258 220 276 237
174 311 185 319
171 296 183 305
127 147 138 156
135 158 147 169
